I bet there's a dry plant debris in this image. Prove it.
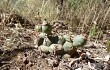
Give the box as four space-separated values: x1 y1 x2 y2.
0 13 110 70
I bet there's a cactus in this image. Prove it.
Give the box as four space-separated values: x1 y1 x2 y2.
39 37 51 53
43 37 52 46
35 25 42 32
37 33 46 46
63 54 71 59
39 45 49 53
38 32 52 46
42 24 52 34
38 32 46 38
58 35 65 45
73 35 87 47
63 35 71 42
63 41 73 52
49 44 63 55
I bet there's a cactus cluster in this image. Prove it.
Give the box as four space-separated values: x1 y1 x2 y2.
35 20 87 56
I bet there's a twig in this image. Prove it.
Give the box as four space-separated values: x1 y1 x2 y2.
68 57 82 67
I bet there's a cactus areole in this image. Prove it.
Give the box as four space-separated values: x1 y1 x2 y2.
73 35 87 47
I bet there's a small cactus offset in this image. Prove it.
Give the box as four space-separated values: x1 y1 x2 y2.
58 35 65 45
39 38 51 53
39 45 49 53
73 34 87 48
35 25 42 32
42 19 52 34
35 19 52 34
42 24 52 34
37 32 52 46
38 32 47 38
37 32 46 46
63 41 73 52
43 37 52 46
63 35 71 42
62 54 71 59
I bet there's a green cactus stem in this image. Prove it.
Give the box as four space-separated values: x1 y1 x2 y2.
58 35 65 45
63 41 73 52
73 35 87 47
35 25 42 32
39 45 49 53
63 35 71 42
42 24 52 34
38 32 47 38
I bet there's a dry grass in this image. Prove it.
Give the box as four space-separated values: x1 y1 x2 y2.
0 0 110 37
